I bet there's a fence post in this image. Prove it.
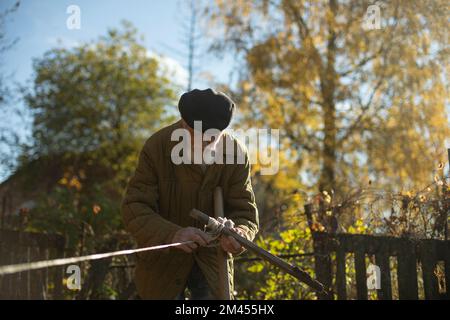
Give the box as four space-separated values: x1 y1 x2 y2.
354 237 368 300
375 240 392 300
53 236 65 299
396 239 419 299
335 244 347 300
304 204 333 299
446 148 449 241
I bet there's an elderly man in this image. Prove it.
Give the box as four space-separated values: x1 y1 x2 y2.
121 88 259 299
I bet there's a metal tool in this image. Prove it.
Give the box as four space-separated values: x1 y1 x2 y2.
190 208 328 295
213 186 231 300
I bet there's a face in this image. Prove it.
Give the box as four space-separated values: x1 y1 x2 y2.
181 120 222 150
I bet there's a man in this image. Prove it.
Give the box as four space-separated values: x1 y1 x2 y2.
121 88 259 299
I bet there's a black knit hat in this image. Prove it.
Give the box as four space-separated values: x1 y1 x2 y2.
178 88 235 132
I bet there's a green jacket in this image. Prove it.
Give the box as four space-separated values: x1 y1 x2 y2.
121 120 259 299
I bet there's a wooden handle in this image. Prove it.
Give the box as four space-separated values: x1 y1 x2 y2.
190 208 327 295
213 187 231 300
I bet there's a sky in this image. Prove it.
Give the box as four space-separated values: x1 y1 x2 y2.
0 0 237 181
1 0 234 87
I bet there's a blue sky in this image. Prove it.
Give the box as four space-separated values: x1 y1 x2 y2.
0 0 236 181
1 0 234 87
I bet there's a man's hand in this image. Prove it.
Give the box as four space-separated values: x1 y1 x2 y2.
172 227 212 253
220 227 246 255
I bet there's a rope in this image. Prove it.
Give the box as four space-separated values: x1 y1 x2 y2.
0 240 195 276
0 218 231 276
203 216 234 247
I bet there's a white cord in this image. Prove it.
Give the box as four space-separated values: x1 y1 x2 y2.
0 240 195 276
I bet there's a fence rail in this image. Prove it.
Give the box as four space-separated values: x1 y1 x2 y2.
312 232 450 300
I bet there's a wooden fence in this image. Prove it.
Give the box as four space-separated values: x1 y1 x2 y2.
312 232 450 300
0 229 65 299
1 229 449 300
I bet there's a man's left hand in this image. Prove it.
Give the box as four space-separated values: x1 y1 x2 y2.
219 227 246 254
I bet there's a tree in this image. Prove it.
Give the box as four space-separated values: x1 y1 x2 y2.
203 0 449 299
20 21 179 299
159 0 206 91
0 0 20 180
23 21 178 186
203 0 449 230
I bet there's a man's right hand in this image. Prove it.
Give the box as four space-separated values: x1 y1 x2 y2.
172 227 212 253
